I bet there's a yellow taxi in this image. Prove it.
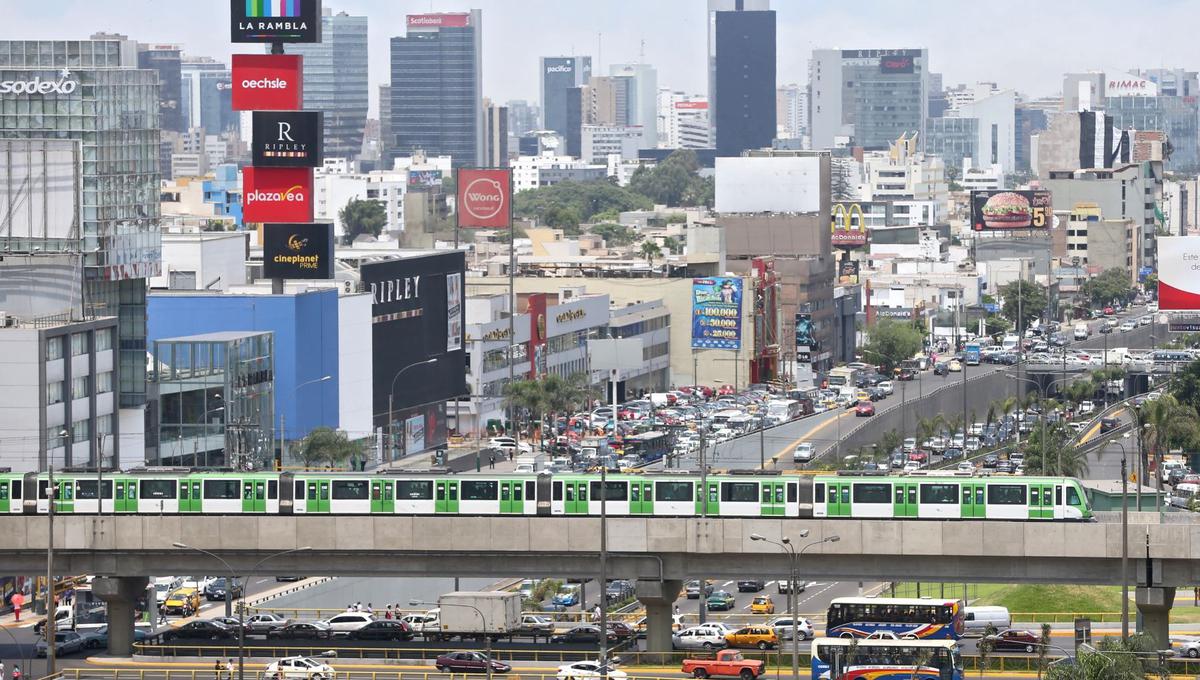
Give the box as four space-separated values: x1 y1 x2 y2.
163 587 201 615
749 595 775 615
725 626 779 650
855 389 870 402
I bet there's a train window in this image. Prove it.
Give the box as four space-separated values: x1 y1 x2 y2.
962 487 971 504
644 484 653 502
372 485 381 501
447 484 457 501
500 485 510 501
295 481 305 499
589 481 627 501
243 483 254 500
268 481 277 500
1043 489 1052 506
141 480 176 499
553 481 563 501
75 480 113 500
397 481 433 500
787 484 796 503
840 486 850 504
331 480 370 500
11 481 20 499
513 483 522 502
1066 486 1082 506
853 484 890 503
526 481 535 499
987 484 1026 505
975 488 984 505
815 484 825 503
1030 490 1040 506
308 483 317 500
436 484 445 501
721 482 759 502
37 481 48 499
460 480 498 501
0 485 6 501
202 480 239 500
762 486 771 503
579 484 588 502
656 481 692 502
631 485 640 502
1055 486 1062 506
920 484 958 504
776 486 785 504
907 487 916 504
565 485 574 502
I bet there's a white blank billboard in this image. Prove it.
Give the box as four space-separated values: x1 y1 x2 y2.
715 156 821 213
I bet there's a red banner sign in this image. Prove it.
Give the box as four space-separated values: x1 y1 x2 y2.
232 54 304 111
407 13 470 28
456 168 512 229
243 167 313 224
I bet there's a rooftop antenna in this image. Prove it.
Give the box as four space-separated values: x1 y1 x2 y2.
597 32 602 72
639 38 645 64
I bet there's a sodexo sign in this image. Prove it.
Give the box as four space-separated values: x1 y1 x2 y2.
0 69 78 96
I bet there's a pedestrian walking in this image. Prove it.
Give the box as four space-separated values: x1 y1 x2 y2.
11 665 19 680
384 605 393 620
365 602 373 614
488 454 495 469
214 660 222 680
225 659 233 680
11 602 18 623
158 604 169 625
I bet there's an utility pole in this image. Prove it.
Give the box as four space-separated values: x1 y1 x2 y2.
46 461 56 676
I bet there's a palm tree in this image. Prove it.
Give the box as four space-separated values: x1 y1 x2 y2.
639 240 662 268
1138 395 1197 489
503 379 544 438
878 429 902 458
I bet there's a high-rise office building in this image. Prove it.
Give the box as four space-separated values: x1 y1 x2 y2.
776 83 806 140
484 100 509 167
809 48 930 151
1133 68 1199 97
658 89 712 149
390 11 483 168
540 56 591 136
138 43 184 133
609 63 658 149
506 100 540 137
284 8 369 160
584 75 634 126
709 1 776 156
180 56 235 134
0 38 162 461
379 84 392 164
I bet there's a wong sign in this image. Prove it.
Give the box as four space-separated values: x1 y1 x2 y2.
243 166 313 223
691 277 743 350
456 168 511 229
231 54 303 111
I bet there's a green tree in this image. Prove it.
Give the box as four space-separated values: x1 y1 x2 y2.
339 198 387 241
297 427 359 468
999 280 1048 336
542 205 582 234
1141 273 1158 294
860 319 924 372
639 240 662 268
503 379 545 436
514 180 653 226
1024 421 1089 477
1137 395 1199 485
878 429 903 457
1044 634 1166 680
1170 359 1200 414
984 314 1012 338
589 222 636 246
662 236 681 254
626 150 713 208
1081 267 1135 307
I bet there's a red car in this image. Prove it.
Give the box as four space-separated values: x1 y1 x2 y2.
985 629 1041 652
717 384 736 396
435 652 511 674
908 451 928 463
855 401 875 417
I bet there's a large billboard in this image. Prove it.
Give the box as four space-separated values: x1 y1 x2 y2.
1157 236 1200 310
456 168 512 228
262 222 334 279
970 190 1052 231
230 0 322 43
714 156 821 213
831 203 868 248
252 111 323 167
691 277 743 350
243 166 313 223
879 54 914 74
360 252 467 416
231 54 304 111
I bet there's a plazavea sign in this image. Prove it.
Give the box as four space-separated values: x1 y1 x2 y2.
243 166 313 223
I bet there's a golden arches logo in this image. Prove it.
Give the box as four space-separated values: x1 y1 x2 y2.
831 203 868 247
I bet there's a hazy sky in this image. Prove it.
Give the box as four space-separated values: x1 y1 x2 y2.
9 0 1199 116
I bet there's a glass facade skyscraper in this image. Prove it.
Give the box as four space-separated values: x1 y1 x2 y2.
540 56 590 137
180 57 235 134
810 48 930 151
284 10 369 160
711 9 776 156
137 43 183 133
0 38 161 408
389 11 483 168
1106 95 1199 173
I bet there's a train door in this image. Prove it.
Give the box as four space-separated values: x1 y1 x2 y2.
961 482 985 518
0 479 12 513
826 481 850 517
435 480 459 514
178 479 202 513
306 479 331 513
892 482 917 518
499 480 524 514
564 480 588 514
761 481 786 516
630 481 653 515
694 480 720 515
1028 483 1053 520
242 479 266 513
371 480 395 513
53 480 74 513
114 479 139 513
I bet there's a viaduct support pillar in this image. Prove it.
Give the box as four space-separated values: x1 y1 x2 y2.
1135 586 1175 648
92 576 148 656
636 579 682 659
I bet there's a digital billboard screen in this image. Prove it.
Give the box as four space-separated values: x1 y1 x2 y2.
262 222 334 279
691 277 743 350
360 251 467 416
230 0 322 43
970 190 1052 231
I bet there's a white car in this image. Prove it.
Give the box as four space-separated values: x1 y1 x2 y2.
902 438 917 453
557 661 627 680
769 617 815 641
877 381 895 396
266 656 335 680
673 625 730 650
322 613 375 636
957 461 975 473
793 442 815 463
903 461 921 473
1120 320 1137 331
487 437 532 454
964 437 982 452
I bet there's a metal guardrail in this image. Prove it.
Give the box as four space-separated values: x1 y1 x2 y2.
58 670 684 680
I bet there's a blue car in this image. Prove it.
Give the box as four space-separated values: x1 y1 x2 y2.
552 587 580 607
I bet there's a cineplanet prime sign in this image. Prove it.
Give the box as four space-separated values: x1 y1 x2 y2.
0 70 78 96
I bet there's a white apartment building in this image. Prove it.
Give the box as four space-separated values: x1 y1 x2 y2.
960 158 1004 192
312 167 407 240
776 83 807 140
860 143 949 223
657 89 712 149
582 125 643 164
512 154 607 192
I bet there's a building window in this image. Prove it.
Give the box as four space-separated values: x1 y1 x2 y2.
71 333 87 356
72 419 90 443
47 381 64 406
95 328 113 352
46 427 67 449
71 376 90 400
45 337 64 361
96 372 113 394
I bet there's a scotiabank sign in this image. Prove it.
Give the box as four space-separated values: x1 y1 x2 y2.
407 13 470 28
243 167 313 223
456 168 511 229
232 54 303 111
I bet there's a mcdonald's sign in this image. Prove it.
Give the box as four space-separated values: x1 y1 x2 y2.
831 203 868 248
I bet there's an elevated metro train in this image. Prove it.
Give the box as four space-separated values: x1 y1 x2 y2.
0 469 1093 520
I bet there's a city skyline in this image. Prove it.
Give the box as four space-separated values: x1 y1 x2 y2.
9 0 1198 117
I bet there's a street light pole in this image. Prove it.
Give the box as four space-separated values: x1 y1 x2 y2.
388 359 439 462
1110 435 1132 640
1006 374 1073 474
283 375 332 467
413 600 495 680
173 544 312 680
751 532 839 680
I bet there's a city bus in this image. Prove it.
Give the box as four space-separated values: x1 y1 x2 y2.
963 341 982 366
826 597 964 640
811 637 963 680
621 431 673 464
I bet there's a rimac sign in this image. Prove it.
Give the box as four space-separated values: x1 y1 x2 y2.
252 111 323 167
230 0 322 43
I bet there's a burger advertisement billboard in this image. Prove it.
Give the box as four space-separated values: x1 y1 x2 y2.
262 222 334 279
252 111 323 167
456 168 512 229
1157 236 1200 310
231 54 303 111
243 166 313 223
971 190 1051 231
230 0 322 43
